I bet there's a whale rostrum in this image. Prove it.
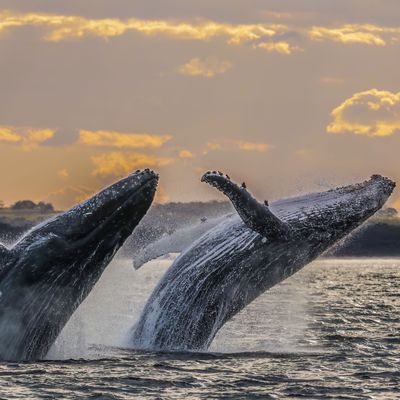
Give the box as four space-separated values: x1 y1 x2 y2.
0 169 158 360
201 171 291 240
131 173 395 351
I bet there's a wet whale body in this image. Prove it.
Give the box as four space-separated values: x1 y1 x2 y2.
131 172 395 351
0 169 158 360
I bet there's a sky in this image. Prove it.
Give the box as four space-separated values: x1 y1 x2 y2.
0 0 399 209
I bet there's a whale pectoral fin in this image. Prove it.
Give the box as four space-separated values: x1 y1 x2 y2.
133 248 181 270
133 236 190 270
133 215 228 269
201 171 291 240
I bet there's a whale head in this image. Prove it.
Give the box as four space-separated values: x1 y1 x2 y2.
0 169 158 360
272 174 396 243
12 169 158 271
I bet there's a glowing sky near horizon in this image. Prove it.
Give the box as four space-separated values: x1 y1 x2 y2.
0 0 399 209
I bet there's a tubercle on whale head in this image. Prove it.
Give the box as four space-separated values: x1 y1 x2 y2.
359 174 395 205
129 168 159 179
55 167 155 220
291 174 396 240
369 174 396 195
330 174 395 195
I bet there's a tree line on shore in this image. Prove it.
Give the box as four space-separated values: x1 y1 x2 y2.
0 200 54 213
0 200 399 257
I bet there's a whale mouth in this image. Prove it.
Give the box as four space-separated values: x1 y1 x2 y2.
330 174 395 197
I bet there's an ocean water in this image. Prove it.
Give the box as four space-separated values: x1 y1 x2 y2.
1 257 399 399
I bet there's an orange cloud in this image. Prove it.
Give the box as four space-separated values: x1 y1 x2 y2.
206 142 222 151
0 11 289 47
253 41 300 54
179 149 194 158
3 11 400 52
178 58 232 78
327 89 400 137
204 139 271 154
0 125 55 150
91 152 173 177
79 129 171 149
57 168 69 179
236 141 271 152
308 24 400 46
203 142 222 155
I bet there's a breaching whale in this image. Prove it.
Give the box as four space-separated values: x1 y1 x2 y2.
131 172 395 351
0 169 158 360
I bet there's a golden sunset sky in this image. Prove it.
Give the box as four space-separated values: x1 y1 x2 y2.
0 0 399 209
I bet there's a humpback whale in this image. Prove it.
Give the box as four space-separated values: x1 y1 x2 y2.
0 169 158 360
131 172 395 351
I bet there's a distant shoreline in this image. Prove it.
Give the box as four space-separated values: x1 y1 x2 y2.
1 202 399 258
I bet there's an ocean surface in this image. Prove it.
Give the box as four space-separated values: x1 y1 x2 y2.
0 257 399 399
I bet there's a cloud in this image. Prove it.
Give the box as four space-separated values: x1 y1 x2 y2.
178 58 232 78
206 142 222 151
0 126 172 151
0 10 290 48
3 11 400 53
91 152 173 177
327 89 400 137
0 125 55 150
309 24 400 46
204 139 271 153
236 141 271 152
79 129 171 149
179 149 194 158
253 41 300 54
202 141 222 155
57 168 69 179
